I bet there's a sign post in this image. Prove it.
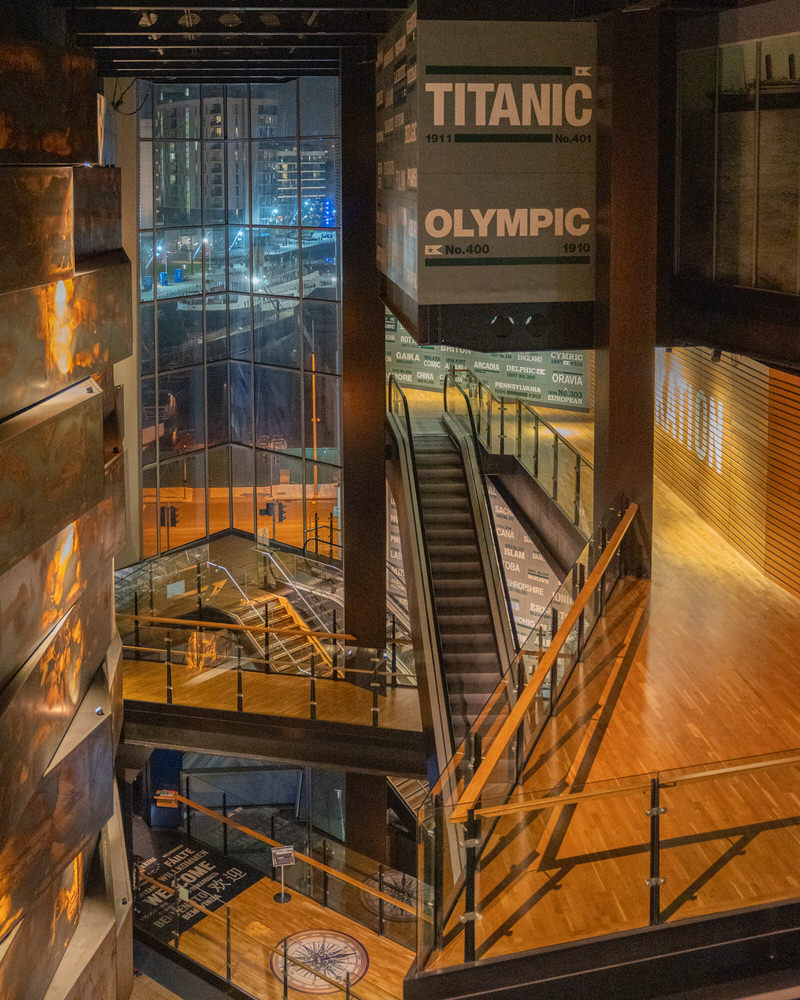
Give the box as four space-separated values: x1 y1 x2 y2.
271 845 295 903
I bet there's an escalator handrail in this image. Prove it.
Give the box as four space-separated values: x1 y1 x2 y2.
443 372 520 651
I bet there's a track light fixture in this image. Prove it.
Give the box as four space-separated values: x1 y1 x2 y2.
177 11 201 27
259 13 281 27
219 12 242 27
138 11 158 27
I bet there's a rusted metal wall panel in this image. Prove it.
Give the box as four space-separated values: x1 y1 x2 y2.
73 166 122 258
0 257 132 421
0 43 97 165
0 380 105 573
0 166 74 294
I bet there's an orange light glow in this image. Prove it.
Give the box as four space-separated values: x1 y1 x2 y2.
45 522 82 620
185 630 227 674
44 279 107 377
50 854 83 946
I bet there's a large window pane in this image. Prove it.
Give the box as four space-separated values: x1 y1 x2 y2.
229 293 252 359
142 466 157 557
141 377 156 464
159 453 206 550
300 77 339 136
301 229 339 300
230 360 253 444
140 302 155 375
140 232 154 301
155 228 203 298
716 43 757 284
231 444 254 534
677 48 716 278
227 141 250 225
157 296 203 370
253 228 300 296
226 84 249 139
757 33 800 292
228 226 251 293
159 368 205 459
205 293 228 361
300 139 338 227
255 366 301 450
154 141 201 227
208 446 231 535
207 362 229 448
202 84 225 139
304 461 341 559
256 452 303 548
203 228 227 293
254 296 301 368
252 140 298 226
138 80 153 139
139 141 153 229
304 371 340 465
301 299 340 374
251 82 297 138
203 141 226 225
154 84 201 139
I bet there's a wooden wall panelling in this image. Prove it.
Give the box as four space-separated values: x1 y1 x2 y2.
0 574 114 841
0 167 74 294
766 368 800 598
0 257 132 422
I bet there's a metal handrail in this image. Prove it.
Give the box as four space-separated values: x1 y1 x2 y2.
120 612 357 642
263 548 337 640
450 501 638 824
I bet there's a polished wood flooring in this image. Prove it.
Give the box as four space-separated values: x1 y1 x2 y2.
123 659 422 732
177 873 413 999
433 477 800 965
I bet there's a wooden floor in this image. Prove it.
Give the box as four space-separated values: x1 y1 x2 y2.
123 659 422 732
432 477 800 964
177 873 413 999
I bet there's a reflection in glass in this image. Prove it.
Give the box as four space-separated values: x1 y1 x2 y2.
154 141 201 227
230 360 253 444
207 362 229 448
301 230 339 300
140 232 154 301
252 141 298 225
141 377 156 464
205 293 228 361
757 34 800 292
300 78 339 136
138 80 153 139
716 43 757 284
304 461 341 559
254 296 301 368
203 141 226 225
159 368 206 459
159 453 206 551
231 444 254 533
203 228 227 293
154 84 200 139
252 228 300 296
158 296 203 370
227 142 249 225
304 371 340 466
208 446 231 534
139 142 153 229
255 366 301 450
677 48 716 278
202 84 225 139
301 299 340 373
155 227 203 298
229 293 252 359
228 226 251 293
226 84 249 139
142 466 157 557
300 139 338 228
251 82 297 138
140 303 155 375
256 451 303 548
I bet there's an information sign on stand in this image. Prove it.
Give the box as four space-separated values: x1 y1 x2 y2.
271 845 295 903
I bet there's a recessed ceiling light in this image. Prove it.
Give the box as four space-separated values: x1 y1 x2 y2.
219 12 241 27
178 11 201 27
138 11 158 27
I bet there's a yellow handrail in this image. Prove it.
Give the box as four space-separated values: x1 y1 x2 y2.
449 502 639 824
119 612 357 643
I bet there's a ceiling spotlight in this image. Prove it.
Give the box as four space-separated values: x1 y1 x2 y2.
178 11 201 27
219 12 242 27
259 13 280 27
302 10 319 26
138 11 158 27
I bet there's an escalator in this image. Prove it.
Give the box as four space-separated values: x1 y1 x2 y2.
387 377 517 771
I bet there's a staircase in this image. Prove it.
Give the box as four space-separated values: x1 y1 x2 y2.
234 595 333 675
414 430 505 744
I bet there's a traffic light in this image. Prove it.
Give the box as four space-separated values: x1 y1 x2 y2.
160 505 179 526
259 501 275 517
277 501 287 522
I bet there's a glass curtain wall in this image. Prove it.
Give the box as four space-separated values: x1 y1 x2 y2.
138 80 342 559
